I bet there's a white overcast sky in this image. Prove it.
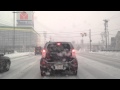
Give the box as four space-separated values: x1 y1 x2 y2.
0 11 120 44
34 11 120 44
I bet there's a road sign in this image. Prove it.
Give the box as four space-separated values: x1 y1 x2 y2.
20 11 28 20
17 20 33 26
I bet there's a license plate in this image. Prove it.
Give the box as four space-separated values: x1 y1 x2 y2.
55 65 63 70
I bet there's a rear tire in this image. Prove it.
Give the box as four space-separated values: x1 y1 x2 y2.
41 71 45 77
0 66 4 73
73 70 77 76
40 67 45 77
0 60 5 73
4 61 10 71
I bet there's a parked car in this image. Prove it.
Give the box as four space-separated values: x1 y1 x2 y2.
0 54 11 73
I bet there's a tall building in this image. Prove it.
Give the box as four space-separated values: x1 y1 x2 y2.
0 11 40 52
0 26 39 52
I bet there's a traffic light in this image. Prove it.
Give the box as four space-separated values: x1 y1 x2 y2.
80 33 84 37
80 33 87 37
84 33 87 36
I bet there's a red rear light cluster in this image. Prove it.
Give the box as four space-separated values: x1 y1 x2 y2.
41 60 46 65
72 59 78 67
57 43 61 46
42 50 46 53
72 49 76 58
42 49 46 58
72 49 75 53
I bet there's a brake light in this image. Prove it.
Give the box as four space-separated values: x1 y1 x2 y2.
43 50 46 53
72 49 75 53
72 49 76 57
72 59 78 66
42 49 46 58
41 60 46 65
57 43 61 46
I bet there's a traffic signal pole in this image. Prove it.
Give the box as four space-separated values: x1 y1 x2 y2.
103 19 108 50
89 29 92 52
13 11 15 52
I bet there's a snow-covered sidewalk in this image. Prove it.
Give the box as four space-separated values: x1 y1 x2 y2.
4 52 34 59
76 49 120 58
89 51 120 58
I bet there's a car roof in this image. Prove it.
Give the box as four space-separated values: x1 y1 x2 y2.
44 42 74 49
46 42 72 44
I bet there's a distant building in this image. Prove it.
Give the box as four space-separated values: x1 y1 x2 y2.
111 37 116 50
0 11 41 52
82 43 101 51
0 26 40 52
110 31 120 51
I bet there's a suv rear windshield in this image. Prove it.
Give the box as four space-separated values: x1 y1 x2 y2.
47 43 71 52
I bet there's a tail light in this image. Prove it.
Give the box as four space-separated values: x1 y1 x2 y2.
72 49 76 58
43 50 46 53
41 60 46 65
71 59 78 67
73 59 77 65
42 49 46 58
57 43 61 46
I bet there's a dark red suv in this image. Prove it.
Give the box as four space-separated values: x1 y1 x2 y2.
40 42 78 76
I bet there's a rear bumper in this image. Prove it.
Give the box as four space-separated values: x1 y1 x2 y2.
40 59 78 71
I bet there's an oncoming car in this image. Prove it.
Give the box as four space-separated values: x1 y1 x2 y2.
40 42 78 76
0 54 11 73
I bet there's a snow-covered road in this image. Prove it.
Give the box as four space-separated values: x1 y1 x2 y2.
1 52 120 79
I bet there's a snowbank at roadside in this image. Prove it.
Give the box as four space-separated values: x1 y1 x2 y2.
5 52 34 59
89 51 120 57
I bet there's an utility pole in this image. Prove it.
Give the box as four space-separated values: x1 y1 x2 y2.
50 36 52 42
89 29 92 52
44 31 47 44
101 32 104 50
108 28 109 47
13 11 16 52
80 33 87 51
80 33 84 50
103 19 108 50
106 20 109 47
12 11 27 52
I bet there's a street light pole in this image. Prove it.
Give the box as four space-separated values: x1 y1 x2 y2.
44 31 47 44
13 11 16 52
80 33 87 51
12 11 26 52
89 29 92 52
103 19 108 50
